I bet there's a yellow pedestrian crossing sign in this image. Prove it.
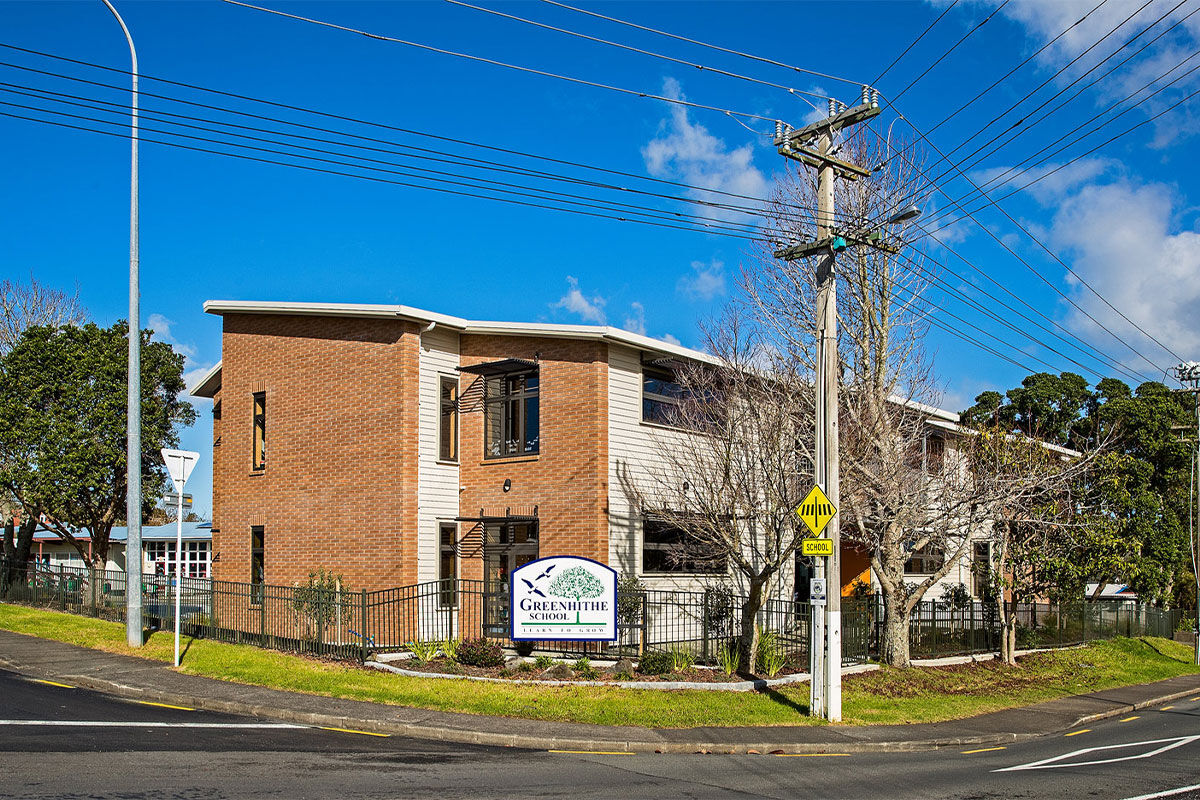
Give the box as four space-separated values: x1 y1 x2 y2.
796 485 837 537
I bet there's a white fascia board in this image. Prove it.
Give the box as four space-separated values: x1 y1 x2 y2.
889 394 960 423
189 361 222 398
202 300 469 329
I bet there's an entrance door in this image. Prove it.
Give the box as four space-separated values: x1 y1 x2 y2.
483 523 539 636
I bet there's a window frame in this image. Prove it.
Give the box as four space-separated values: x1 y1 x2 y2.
251 392 266 471
641 365 686 427
438 376 460 463
250 526 265 604
904 544 945 575
438 522 458 608
925 434 946 475
641 515 727 575
483 369 540 459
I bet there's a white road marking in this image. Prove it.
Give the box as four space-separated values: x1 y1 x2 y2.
994 736 1200 772
0 720 307 729
1119 783 1200 800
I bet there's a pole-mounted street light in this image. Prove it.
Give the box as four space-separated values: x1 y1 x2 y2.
99 0 143 648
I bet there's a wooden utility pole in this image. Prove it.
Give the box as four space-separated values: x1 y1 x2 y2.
774 88 879 722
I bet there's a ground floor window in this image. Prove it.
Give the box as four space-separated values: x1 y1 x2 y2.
641 516 727 574
972 540 992 597
250 526 265 603
904 544 945 575
482 522 538 634
439 523 458 608
145 541 210 578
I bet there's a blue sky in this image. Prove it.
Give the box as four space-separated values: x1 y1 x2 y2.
3 0 1199 517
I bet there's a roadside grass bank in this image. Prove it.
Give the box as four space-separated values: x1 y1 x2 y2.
1 604 1196 728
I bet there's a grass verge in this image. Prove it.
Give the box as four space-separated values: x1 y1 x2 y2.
1 604 1196 728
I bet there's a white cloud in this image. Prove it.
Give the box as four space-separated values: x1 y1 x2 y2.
676 259 727 301
659 333 683 346
147 313 196 359
1047 178 1200 364
623 302 647 335
550 276 606 324
970 157 1116 205
643 78 769 221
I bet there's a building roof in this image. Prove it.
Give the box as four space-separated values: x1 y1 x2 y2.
33 522 213 543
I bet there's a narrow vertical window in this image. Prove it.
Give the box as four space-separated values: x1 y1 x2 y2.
484 370 539 458
252 392 266 470
438 523 457 607
925 435 945 475
439 377 459 462
250 526 265 604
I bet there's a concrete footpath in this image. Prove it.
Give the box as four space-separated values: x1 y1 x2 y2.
2 629 1198 755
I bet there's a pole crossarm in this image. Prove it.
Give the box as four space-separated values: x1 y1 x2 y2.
774 145 871 180
773 100 881 147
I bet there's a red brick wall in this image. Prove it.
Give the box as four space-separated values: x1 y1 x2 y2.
457 335 610 579
211 313 420 592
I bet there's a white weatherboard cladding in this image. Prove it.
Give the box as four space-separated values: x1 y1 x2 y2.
606 344 709 593
417 327 461 586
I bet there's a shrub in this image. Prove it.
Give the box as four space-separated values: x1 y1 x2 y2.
454 637 504 668
573 657 599 680
943 583 973 611
1178 616 1197 633
290 569 350 639
613 670 633 681
668 644 695 672
406 639 440 663
514 660 535 674
440 636 460 661
755 627 786 677
717 639 739 676
534 654 556 670
637 650 673 675
703 583 736 638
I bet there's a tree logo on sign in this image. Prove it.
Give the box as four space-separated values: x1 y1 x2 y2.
549 566 604 623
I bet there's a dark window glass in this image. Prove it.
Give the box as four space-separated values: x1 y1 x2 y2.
250 526 265 603
926 435 945 475
972 541 991 597
904 545 945 575
252 393 266 470
642 366 686 426
439 523 457 607
439 378 459 462
484 371 539 458
641 517 726 574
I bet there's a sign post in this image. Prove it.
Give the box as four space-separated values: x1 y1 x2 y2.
160 448 199 668
796 484 838 717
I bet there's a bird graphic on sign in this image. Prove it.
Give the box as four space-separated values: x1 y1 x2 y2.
521 578 546 597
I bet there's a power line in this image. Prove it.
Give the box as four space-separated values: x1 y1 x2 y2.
537 0 869 89
887 0 1011 104
443 0 832 114
219 0 782 125
873 0 960 85
2 106 768 244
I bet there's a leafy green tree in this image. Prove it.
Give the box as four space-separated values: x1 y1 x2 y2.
0 322 196 568
549 566 604 623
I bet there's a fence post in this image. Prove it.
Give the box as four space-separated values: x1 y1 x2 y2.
57 564 65 609
1081 603 1087 642
639 592 648 657
701 589 710 663
360 589 368 663
210 578 218 634
259 594 266 648
970 600 976 654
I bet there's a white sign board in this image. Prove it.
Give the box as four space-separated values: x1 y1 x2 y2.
510 556 617 642
810 578 828 607
160 448 200 492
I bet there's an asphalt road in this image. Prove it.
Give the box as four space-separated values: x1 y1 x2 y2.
1 667 1198 800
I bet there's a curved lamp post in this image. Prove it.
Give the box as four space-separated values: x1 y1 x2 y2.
100 0 143 648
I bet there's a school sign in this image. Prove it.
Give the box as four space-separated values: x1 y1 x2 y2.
510 556 618 642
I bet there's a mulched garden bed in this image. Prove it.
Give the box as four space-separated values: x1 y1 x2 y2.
388 654 808 683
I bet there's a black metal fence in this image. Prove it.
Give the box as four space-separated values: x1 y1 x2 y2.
0 558 1182 667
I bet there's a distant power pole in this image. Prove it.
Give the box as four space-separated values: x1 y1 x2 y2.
774 87 880 722
1172 361 1200 667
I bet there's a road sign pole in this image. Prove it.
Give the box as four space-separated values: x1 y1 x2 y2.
160 448 199 669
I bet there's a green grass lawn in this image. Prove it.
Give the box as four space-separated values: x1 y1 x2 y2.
1 603 1196 728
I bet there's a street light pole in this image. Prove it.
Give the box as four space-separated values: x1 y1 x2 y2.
100 0 143 649
1174 361 1200 667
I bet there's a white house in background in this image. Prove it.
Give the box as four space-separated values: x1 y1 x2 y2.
30 522 213 578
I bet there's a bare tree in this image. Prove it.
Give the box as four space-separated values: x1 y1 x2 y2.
739 132 1094 666
618 313 816 670
0 276 86 355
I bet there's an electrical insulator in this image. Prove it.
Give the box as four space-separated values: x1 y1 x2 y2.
775 120 783 141
870 89 880 108
861 85 869 106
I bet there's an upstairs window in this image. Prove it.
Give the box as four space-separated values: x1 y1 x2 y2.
642 366 686 426
642 516 727 574
925 435 945 475
251 392 266 470
439 377 459 462
484 370 539 458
